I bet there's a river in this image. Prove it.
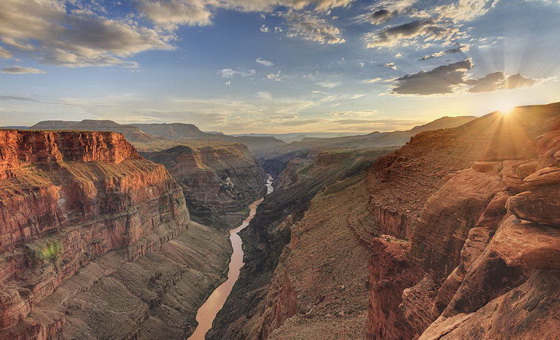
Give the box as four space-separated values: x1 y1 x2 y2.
187 175 274 340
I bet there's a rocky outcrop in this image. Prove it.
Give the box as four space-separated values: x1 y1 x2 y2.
143 143 266 228
364 103 560 339
0 129 209 339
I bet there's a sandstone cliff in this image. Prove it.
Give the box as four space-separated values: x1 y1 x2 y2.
143 143 266 228
365 103 560 339
0 130 230 339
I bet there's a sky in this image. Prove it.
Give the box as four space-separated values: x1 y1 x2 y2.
1 0 560 134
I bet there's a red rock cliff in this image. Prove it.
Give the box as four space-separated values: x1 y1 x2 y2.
0 130 189 337
365 103 560 339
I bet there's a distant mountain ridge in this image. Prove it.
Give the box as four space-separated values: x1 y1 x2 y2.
272 115 478 153
29 116 477 158
31 120 155 142
131 123 210 140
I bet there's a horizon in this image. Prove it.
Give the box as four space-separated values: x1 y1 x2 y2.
3 101 555 136
1 0 560 134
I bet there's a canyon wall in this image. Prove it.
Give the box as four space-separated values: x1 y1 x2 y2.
143 143 266 228
0 130 230 339
365 103 560 339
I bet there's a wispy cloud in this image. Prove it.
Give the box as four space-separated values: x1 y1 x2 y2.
218 68 256 78
316 81 342 88
283 11 345 44
2 66 46 74
0 47 12 59
256 58 274 66
420 44 470 60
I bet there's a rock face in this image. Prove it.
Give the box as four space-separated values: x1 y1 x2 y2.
143 144 266 228
364 103 560 339
0 129 230 339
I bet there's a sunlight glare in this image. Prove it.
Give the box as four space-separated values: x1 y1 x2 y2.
497 103 516 115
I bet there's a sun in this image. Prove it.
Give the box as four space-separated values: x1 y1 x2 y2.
497 103 516 115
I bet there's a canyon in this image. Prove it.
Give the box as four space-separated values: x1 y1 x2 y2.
1 103 559 340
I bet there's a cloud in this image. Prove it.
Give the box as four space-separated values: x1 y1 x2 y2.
266 72 283 81
369 9 398 25
357 0 417 25
0 47 12 59
420 44 469 60
436 0 501 22
257 91 272 99
364 19 459 48
467 72 538 92
316 81 342 88
0 95 36 101
361 1 496 51
381 62 397 70
137 0 212 29
466 71 504 92
503 73 539 89
218 68 256 78
392 59 540 95
2 66 46 74
279 118 323 126
392 59 473 95
256 58 274 66
0 0 173 67
260 25 270 32
283 11 345 44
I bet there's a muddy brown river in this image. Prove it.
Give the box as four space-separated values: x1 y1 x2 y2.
188 175 274 340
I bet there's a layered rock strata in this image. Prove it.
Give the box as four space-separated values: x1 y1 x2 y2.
365 104 560 339
0 130 203 339
143 144 266 228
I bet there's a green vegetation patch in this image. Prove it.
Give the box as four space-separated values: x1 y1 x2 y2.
27 238 63 266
